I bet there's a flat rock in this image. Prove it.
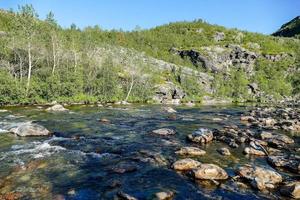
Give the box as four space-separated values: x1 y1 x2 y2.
268 155 300 173
187 128 213 144
9 122 50 137
172 158 201 171
46 104 68 112
175 147 206 156
192 164 228 180
280 181 300 199
152 128 176 136
162 107 177 113
237 165 282 190
244 147 266 156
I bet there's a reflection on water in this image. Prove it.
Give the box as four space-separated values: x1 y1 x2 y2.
0 104 296 199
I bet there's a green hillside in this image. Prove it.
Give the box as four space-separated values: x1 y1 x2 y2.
0 5 299 105
273 16 300 38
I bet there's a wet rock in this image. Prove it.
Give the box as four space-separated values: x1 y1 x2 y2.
175 147 206 156
244 147 266 156
244 141 268 156
280 181 300 199
268 155 300 173
116 191 137 200
155 191 174 200
137 150 168 166
187 128 213 144
111 162 137 174
9 122 50 137
237 165 282 190
162 107 177 113
260 131 294 148
99 118 110 123
0 109 8 112
192 164 228 180
172 158 201 171
152 128 176 136
46 104 68 112
240 116 256 122
217 147 231 156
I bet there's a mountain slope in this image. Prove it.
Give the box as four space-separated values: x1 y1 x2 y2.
273 16 300 37
0 6 299 105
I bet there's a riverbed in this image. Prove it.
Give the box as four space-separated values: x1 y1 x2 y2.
0 104 298 199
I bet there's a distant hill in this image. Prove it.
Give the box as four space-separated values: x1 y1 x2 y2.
273 16 300 37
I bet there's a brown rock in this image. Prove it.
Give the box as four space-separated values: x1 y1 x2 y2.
192 164 228 180
175 147 206 156
172 158 201 171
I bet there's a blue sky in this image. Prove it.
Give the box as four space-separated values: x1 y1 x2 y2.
0 0 299 34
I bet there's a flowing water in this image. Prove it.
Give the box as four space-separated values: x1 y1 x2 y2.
0 104 298 199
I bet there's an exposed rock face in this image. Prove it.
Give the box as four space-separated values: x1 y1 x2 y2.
214 32 225 42
153 82 185 104
46 104 68 112
9 122 50 137
237 165 282 190
187 128 213 144
172 158 201 171
175 147 206 156
192 164 228 180
170 45 259 75
280 181 300 199
152 128 176 136
170 48 218 72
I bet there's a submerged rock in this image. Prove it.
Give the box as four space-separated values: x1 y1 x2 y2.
9 122 50 137
217 147 231 156
237 165 282 190
46 104 68 112
175 147 206 156
280 181 300 199
187 128 213 144
172 158 201 171
152 128 176 136
192 164 228 180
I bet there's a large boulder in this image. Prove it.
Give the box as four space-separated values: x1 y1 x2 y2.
280 181 300 199
268 155 300 173
46 104 68 112
192 164 228 180
237 165 282 190
172 158 201 171
9 122 50 137
175 147 206 156
260 131 294 147
187 128 213 144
